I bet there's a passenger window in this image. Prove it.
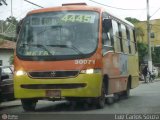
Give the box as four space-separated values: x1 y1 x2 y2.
121 24 128 53
118 23 123 52
130 29 136 54
112 20 121 52
126 27 131 54
102 18 113 53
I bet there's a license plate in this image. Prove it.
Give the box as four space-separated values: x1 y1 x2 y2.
46 90 61 97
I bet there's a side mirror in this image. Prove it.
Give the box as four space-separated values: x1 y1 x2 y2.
103 19 112 32
1 74 9 80
16 19 24 35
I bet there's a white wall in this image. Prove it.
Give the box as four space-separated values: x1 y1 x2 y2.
0 49 14 66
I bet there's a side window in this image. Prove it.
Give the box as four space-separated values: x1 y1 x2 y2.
112 20 121 52
102 19 112 46
118 23 123 52
102 18 113 53
130 29 136 54
121 24 128 53
126 27 131 54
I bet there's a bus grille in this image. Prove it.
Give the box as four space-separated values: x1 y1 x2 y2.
21 83 86 89
28 71 79 78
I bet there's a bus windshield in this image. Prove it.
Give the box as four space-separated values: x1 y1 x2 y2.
16 11 99 60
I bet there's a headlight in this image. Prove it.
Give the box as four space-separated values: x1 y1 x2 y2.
80 69 101 74
15 70 26 76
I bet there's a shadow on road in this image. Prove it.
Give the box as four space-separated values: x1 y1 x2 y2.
35 96 130 112
36 101 98 112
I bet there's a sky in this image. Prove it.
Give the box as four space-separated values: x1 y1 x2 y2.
0 0 160 21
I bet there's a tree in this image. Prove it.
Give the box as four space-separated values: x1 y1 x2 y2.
6 16 18 25
0 16 18 41
125 17 140 24
135 27 144 41
137 41 148 64
125 17 145 41
152 47 160 64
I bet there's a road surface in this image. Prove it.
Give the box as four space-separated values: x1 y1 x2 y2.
0 80 160 120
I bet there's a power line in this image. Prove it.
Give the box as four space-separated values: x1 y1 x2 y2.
0 0 7 6
88 0 146 10
24 0 43 8
150 7 160 19
14 7 37 20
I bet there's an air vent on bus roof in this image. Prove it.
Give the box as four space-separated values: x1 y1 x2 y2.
62 3 87 6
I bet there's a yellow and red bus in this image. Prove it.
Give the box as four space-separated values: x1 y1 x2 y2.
14 3 139 111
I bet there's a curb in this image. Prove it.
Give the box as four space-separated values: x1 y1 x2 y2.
140 79 160 84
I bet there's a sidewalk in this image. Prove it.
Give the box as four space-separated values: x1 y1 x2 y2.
140 78 160 84
0 100 21 109
154 78 160 82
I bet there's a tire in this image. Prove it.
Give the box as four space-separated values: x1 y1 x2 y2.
95 82 106 109
114 93 120 102
21 99 37 111
0 92 2 103
122 81 130 99
106 97 114 105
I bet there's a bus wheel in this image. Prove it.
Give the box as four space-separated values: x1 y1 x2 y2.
114 93 120 102
106 97 114 104
21 99 37 111
95 82 105 109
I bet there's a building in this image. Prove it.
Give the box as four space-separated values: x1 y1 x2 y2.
0 40 16 66
135 19 160 67
135 19 160 46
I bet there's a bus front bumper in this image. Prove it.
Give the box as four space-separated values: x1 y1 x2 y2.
14 74 102 99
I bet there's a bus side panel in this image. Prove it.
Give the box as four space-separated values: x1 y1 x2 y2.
103 52 128 94
128 54 139 89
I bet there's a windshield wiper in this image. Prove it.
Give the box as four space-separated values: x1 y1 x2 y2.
46 44 84 56
21 43 53 55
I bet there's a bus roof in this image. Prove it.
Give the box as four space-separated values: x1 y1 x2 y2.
27 5 103 15
27 3 134 28
103 8 134 27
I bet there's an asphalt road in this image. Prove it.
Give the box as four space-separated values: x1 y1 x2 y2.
1 80 160 120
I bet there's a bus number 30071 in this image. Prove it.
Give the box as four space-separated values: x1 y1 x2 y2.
75 60 95 65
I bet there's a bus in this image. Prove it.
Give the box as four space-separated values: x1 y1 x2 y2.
14 3 139 111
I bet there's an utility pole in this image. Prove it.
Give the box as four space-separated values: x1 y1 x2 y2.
1 21 3 33
11 0 13 16
147 0 152 71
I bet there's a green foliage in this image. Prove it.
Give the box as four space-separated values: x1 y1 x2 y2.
0 34 16 41
135 27 144 38
0 16 18 41
137 42 148 64
6 16 18 25
125 17 140 24
125 17 144 41
152 47 160 64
